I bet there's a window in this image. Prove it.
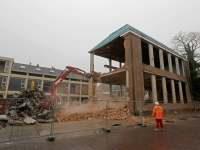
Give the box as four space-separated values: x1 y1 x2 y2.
70 83 80 94
1 76 7 86
8 77 25 91
20 65 25 69
4 61 10 73
21 78 26 88
27 79 42 89
0 94 4 98
50 70 54 73
0 76 7 91
43 81 53 92
57 83 68 94
36 68 41 71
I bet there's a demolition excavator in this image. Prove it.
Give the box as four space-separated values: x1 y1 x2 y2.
51 66 92 100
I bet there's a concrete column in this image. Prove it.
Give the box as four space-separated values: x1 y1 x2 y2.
120 85 123 100
109 59 112 72
175 57 180 75
123 34 144 112
109 84 112 99
68 79 71 100
79 81 82 100
149 44 154 67
151 74 157 102
159 49 164 70
25 73 29 90
40 75 44 91
126 70 129 101
178 81 184 104
5 59 14 98
171 79 176 103
181 60 185 76
119 62 122 68
168 53 173 73
162 77 168 103
89 53 94 100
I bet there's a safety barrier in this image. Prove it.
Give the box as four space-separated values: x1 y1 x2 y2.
1 98 200 142
193 100 200 118
52 99 107 135
0 98 53 143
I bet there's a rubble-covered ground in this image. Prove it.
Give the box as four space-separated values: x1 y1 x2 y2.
55 104 151 124
0 88 52 128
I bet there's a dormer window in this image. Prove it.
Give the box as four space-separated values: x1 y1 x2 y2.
36 68 41 71
20 65 25 69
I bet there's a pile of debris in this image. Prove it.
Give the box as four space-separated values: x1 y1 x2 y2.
2 88 52 127
13 88 46 99
54 104 150 123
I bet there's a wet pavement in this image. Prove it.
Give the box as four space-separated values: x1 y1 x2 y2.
0 118 200 150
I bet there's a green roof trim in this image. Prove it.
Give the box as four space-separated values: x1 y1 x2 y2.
89 24 179 57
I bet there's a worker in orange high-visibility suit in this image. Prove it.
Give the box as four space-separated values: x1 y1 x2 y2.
152 102 164 132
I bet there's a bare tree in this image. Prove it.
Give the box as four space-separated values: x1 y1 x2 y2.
172 31 200 99
171 31 200 63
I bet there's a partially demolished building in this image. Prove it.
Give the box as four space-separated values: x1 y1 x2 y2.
89 24 192 110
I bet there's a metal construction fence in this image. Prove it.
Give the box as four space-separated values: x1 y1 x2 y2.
0 98 53 142
0 98 200 142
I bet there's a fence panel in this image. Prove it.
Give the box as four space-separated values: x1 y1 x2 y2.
165 103 187 122
104 100 151 130
0 98 52 142
193 100 200 118
53 99 107 137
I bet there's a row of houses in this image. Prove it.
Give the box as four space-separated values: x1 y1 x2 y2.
0 56 94 101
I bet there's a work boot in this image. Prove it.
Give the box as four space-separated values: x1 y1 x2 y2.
154 128 159 132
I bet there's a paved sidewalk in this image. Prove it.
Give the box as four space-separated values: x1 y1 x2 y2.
0 118 200 150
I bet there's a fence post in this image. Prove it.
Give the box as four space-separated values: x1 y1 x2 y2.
165 103 174 123
137 100 146 127
9 99 16 142
179 103 187 120
47 99 55 141
102 100 110 132
193 101 200 118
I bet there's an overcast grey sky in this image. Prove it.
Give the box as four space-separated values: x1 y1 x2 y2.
0 0 200 73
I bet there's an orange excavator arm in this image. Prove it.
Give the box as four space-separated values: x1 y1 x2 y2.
51 66 92 99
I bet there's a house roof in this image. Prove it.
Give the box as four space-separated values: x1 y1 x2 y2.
12 63 89 80
89 24 185 60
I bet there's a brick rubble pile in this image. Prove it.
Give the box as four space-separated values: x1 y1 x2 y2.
55 104 150 123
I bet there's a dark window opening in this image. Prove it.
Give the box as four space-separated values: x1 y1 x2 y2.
153 47 160 69
29 73 43 77
43 81 53 92
44 75 56 79
163 52 169 71
8 77 25 91
171 55 177 74
179 59 183 76
11 71 27 75
141 41 150 65
182 82 187 103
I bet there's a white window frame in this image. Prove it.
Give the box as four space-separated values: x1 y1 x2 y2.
65 83 68 91
37 80 41 89
36 68 41 71
20 65 25 69
1 76 7 86
4 61 10 73
21 78 26 88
